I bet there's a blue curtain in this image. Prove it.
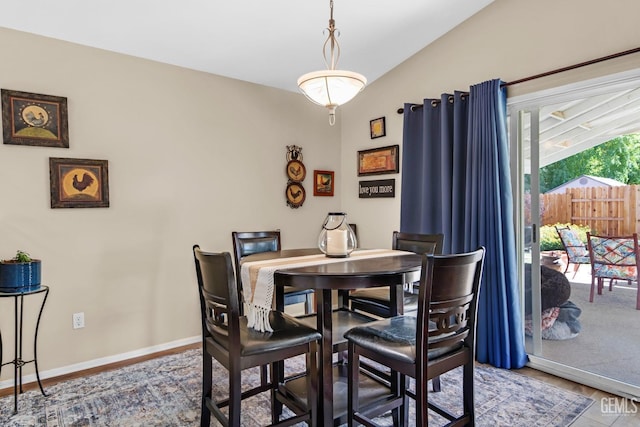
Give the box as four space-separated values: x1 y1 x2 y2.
400 79 527 369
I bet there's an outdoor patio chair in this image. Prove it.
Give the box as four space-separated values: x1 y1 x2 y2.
586 233 640 310
555 225 590 277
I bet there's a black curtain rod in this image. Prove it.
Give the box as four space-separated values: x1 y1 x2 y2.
397 46 640 114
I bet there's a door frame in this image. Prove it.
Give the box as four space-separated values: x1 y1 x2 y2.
507 68 640 400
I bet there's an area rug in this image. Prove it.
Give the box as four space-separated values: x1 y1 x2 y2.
0 348 592 426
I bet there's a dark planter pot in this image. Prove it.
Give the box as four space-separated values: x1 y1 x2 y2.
0 260 41 292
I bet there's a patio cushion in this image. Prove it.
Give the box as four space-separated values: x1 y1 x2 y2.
590 236 638 280
593 264 637 280
557 228 588 259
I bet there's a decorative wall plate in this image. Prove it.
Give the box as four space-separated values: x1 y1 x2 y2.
286 159 306 182
286 182 305 208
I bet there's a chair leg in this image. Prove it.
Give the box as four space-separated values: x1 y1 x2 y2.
589 277 596 302
463 360 475 425
201 351 212 427
390 369 401 427
432 375 441 392
399 374 408 427
260 365 268 387
416 372 429 425
305 346 318 427
347 341 359 427
571 263 580 279
229 362 241 427
270 361 283 424
305 293 314 314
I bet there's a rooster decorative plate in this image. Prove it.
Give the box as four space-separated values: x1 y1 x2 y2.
286 159 306 182
286 182 305 208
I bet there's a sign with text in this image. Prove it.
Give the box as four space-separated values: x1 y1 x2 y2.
359 179 395 198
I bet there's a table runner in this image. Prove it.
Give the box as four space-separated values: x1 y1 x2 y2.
240 249 412 332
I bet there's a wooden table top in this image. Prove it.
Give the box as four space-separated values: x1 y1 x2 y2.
244 248 422 290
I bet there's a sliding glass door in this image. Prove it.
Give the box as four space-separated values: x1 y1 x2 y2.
508 69 640 400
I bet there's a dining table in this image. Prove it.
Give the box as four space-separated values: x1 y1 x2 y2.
240 247 422 426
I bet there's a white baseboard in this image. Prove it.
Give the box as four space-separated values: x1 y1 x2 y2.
0 335 200 391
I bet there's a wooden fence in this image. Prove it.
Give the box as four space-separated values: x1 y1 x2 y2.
541 185 640 235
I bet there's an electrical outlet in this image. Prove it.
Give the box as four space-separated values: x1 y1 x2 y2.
73 312 85 329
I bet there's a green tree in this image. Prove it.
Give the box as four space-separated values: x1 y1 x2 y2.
540 133 640 193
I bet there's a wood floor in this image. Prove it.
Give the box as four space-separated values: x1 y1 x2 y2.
0 342 200 399
515 366 640 427
2 343 639 426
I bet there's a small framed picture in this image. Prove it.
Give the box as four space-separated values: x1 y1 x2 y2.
49 158 109 208
313 170 334 196
358 145 399 176
1 89 69 148
369 117 386 139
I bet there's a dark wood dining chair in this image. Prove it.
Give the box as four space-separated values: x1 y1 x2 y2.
346 231 445 392
232 231 314 314
344 247 485 427
193 245 321 427
348 231 444 318
586 232 640 310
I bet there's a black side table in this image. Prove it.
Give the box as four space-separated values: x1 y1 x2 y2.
0 285 49 413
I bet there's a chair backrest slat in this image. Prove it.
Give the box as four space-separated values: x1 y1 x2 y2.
393 231 444 255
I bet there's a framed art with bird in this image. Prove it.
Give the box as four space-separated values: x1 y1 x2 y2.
1 89 69 148
49 157 109 208
313 170 334 196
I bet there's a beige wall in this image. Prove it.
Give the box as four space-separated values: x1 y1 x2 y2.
1 0 639 385
340 0 640 249
0 28 342 383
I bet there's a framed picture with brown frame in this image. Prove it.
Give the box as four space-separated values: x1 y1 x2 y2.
313 170 334 196
49 157 109 208
1 89 69 148
358 144 399 176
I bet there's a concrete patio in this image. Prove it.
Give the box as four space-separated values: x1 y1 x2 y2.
534 266 640 386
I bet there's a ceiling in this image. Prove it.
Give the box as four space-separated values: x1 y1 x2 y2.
2 0 636 162
521 85 640 168
0 0 494 93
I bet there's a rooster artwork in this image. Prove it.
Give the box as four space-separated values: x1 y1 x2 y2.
313 170 334 196
61 168 99 199
2 89 69 148
72 172 94 192
285 145 306 208
50 158 109 208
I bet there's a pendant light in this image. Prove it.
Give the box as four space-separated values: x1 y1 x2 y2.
297 0 367 126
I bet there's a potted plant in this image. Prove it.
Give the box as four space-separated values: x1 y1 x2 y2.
0 250 42 292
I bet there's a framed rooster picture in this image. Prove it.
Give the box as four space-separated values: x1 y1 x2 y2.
2 89 69 148
313 170 334 196
49 158 109 208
